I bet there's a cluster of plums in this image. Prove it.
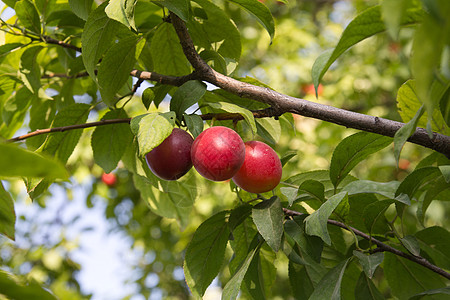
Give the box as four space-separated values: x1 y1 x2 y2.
145 126 282 193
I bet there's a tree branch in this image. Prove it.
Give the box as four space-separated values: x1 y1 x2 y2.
169 12 450 157
282 208 450 280
6 109 277 143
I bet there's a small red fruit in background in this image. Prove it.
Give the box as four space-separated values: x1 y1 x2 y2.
191 126 245 181
145 128 194 180
102 172 117 187
232 141 282 193
398 158 410 170
301 83 323 97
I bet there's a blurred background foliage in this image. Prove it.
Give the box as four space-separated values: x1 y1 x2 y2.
1 0 448 299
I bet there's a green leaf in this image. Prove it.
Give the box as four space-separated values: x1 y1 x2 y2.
105 0 137 30
208 102 256 134
312 5 422 89
2 86 33 126
299 180 325 202
14 0 41 34
222 241 261 300
242 244 276 299
189 0 241 61
0 182 15 240
284 216 323 263
280 187 298 206
415 226 450 271
288 263 315 299
256 118 281 145
130 112 175 157
411 3 450 130
229 218 257 275
439 165 450 183
26 99 56 150
330 132 392 188
0 43 25 59
363 199 393 235
91 109 133 173
141 87 155 110
184 114 204 139
409 287 450 300
395 166 441 202
229 204 252 232
153 0 190 22
132 172 195 225
308 258 351 300
400 235 421 257
304 192 348 245
354 272 384 300
19 45 43 94
394 105 425 164
227 0 275 42
142 84 173 109
69 0 93 20
343 180 400 199
252 196 284 252
384 252 446 299
0 270 57 300
0 143 68 179
397 80 449 134
381 0 411 39
150 22 191 76
199 50 227 74
41 103 91 164
352 251 384 279
184 211 230 298
82 2 123 80
170 81 206 120
98 36 144 106
280 151 297 167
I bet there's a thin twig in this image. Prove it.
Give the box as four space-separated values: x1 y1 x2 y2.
282 208 450 280
6 108 279 143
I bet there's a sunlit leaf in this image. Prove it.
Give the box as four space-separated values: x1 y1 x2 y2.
105 0 138 30
130 112 176 157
